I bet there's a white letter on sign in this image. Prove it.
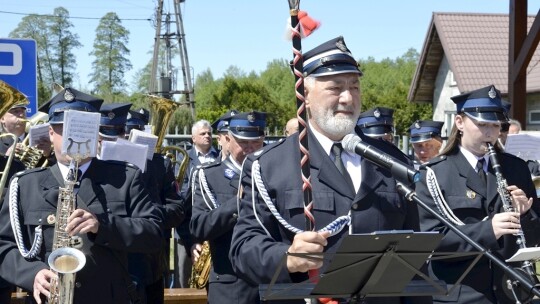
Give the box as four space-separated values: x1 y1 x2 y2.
0 43 23 75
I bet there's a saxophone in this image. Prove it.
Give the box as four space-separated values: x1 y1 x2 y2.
189 241 212 289
47 160 86 304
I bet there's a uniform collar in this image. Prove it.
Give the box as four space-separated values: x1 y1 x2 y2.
459 145 488 172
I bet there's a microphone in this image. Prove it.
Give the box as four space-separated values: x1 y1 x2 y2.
342 134 420 184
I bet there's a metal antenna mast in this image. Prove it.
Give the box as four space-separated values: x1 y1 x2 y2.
150 0 195 118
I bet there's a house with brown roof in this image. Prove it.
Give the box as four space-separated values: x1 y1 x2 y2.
408 12 540 134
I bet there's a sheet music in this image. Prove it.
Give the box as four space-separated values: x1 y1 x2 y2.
28 123 50 146
129 129 158 160
100 139 148 172
506 247 540 262
504 133 540 161
62 110 100 158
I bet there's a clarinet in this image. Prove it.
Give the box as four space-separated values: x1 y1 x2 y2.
486 143 538 289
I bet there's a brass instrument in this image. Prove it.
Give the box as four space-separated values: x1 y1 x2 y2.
15 112 50 169
147 94 190 182
189 241 212 289
0 133 17 198
0 80 29 194
48 159 86 304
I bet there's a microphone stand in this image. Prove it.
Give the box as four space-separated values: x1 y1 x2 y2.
396 182 540 301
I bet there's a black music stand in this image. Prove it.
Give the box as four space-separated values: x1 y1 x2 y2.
260 231 482 302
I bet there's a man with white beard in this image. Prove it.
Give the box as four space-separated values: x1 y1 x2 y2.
229 36 427 304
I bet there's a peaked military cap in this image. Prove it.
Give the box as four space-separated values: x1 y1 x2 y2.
228 111 266 139
0 80 29 109
357 107 394 136
211 109 239 133
408 120 444 143
40 88 103 124
99 103 131 138
451 85 507 123
126 108 150 128
302 36 362 77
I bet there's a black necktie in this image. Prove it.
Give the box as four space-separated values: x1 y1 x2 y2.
476 158 486 184
332 143 354 190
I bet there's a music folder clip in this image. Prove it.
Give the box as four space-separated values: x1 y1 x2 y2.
260 231 482 302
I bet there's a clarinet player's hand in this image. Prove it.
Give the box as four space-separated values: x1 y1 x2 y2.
286 231 330 273
492 211 521 239
33 268 56 303
507 185 533 215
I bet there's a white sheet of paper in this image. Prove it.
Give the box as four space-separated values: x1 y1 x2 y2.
100 139 148 172
28 123 50 146
504 133 540 160
506 247 540 262
129 129 158 160
61 110 100 159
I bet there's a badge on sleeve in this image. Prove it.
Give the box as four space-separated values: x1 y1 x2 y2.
224 168 236 179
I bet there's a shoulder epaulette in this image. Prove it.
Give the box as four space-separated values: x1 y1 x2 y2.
102 159 138 169
13 167 47 178
423 155 446 167
253 137 287 159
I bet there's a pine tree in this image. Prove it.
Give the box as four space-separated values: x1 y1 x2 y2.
89 12 132 99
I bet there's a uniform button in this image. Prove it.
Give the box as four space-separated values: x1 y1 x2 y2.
107 208 111 212
488 206 494 212
232 213 238 219
351 203 358 210
216 275 219 280
75 282 82 288
492 285 497 291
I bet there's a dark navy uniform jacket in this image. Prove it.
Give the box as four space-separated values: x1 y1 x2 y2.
176 147 219 252
190 156 259 304
230 130 427 304
0 159 164 304
416 149 540 303
129 153 185 286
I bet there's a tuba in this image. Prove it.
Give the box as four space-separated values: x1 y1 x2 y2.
47 159 86 304
147 94 190 182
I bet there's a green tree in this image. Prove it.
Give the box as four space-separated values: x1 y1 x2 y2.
196 76 288 131
89 12 132 99
10 14 56 106
359 48 431 135
48 7 82 88
259 59 296 119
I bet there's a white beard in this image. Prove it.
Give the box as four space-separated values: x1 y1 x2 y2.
311 106 357 139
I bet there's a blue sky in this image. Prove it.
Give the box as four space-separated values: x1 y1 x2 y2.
0 1 537 92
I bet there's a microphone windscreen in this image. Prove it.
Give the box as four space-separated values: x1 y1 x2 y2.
342 134 362 153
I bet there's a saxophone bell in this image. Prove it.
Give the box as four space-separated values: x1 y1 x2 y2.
48 247 86 274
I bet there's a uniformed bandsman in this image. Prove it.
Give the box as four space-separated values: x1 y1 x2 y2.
415 84 540 303
229 36 428 304
0 88 164 304
190 111 266 303
408 120 444 168
100 103 185 304
356 106 395 143
125 108 150 138
210 109 239 161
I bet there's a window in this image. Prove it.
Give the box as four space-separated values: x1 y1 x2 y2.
529 110 540 124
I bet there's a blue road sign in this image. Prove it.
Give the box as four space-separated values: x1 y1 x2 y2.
0 38 37 116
